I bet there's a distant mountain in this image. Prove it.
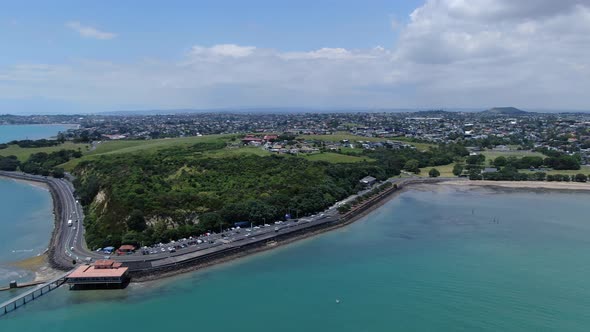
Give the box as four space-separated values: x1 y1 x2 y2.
482 107 528 115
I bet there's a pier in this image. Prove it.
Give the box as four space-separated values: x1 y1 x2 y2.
0 271 70 317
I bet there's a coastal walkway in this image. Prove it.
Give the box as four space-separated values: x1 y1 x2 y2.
0 271 71 317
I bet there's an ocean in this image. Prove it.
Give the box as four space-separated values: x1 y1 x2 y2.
2 185 590 331
0 124 76 144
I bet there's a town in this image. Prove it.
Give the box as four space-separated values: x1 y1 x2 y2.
2 108 590 166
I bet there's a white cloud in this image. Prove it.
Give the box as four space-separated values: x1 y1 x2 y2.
66 21 116 40
190 44 256 59
1 2 590 112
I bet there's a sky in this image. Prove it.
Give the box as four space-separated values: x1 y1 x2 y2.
1 0 589 114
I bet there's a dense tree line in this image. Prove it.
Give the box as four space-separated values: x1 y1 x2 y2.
0 155 20 171
6 139 60 148
20 149 82 177
492 155 580 170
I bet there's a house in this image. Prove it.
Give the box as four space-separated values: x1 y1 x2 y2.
359 176 377 186
482 167 498 174
117 244 135 255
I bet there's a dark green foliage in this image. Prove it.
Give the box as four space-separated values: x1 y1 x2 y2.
0 155 20 171
20 149 81 177
543 155 581 170
429 168 440 178
452 164 464 176
7 139 60 148
466 154 485 165
404 159 421 173
574 174 588 183
547 174 572 182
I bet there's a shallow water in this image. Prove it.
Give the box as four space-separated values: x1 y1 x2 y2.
0 179 54 294
3 186 590 331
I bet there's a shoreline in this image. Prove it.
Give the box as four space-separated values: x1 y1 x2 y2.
131 178 590 282
0 175 50 191
2 173 590 285
0 175 61 282
132 184 411 282
443 180 590 192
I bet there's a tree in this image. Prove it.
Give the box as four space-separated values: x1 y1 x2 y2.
452 164 464 176
493 156 507 167
126 209 147 232
466 154 485 165
51 167 65 178
574 173 588 183
404 159 421 174
429 168 440 178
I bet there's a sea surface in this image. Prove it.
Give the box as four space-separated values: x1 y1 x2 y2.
3 186 590 330
0 124 76 143
0 179 54 287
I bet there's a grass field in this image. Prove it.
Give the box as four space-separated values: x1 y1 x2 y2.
88 135 228 156
0 142 90 161
418 163 456 177
481 150 544 163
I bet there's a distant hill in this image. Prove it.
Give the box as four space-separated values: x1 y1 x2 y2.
482 107 528 115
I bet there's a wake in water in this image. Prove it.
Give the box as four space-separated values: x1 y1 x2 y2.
11 249 35 253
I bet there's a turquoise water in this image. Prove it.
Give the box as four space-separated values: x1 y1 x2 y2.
0 124 76 143
3 186 590 331
0 178 54 288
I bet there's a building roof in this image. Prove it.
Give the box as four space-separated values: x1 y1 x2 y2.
360 176 377 183
68 263 128 279
93 259 123 269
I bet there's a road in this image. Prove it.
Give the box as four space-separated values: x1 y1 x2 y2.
0 171 454 272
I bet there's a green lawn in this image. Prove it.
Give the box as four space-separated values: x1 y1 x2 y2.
0 142 90 161
418 163 456 177
88 135 229 156
482 149 544 162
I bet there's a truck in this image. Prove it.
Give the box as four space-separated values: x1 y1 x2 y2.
67 220 73 227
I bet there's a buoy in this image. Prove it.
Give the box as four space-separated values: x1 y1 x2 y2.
336 299 341 304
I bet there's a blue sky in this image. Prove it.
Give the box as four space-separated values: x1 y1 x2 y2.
1 1 589 113
1 1 421 64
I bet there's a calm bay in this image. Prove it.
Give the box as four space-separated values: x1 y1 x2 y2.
2 186 590 331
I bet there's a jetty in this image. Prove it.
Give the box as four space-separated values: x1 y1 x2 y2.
0 271 70 317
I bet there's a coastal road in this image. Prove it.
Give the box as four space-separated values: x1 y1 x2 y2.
0 171 456 272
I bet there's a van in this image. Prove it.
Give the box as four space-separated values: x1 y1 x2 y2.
67 220 73 227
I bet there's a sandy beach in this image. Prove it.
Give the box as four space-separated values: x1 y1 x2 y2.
0 175 50 191
444 180 590 191
11 254 61 282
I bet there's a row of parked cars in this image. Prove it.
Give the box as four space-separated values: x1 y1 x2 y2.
139 235 217 255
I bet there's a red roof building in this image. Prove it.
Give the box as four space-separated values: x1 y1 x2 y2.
67 260 130 288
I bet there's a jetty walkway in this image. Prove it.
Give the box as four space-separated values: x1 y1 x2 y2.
0 271 70 317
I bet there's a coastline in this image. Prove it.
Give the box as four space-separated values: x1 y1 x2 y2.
2 173 590 285
0 176 50 191
132 184 411 282
0 174 65 279
443 180 590 191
